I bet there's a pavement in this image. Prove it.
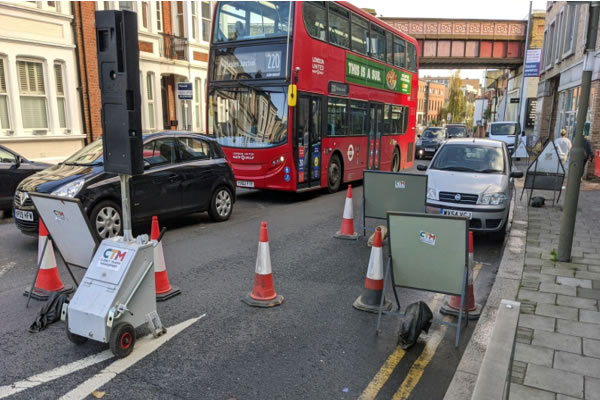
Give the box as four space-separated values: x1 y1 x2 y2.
445 171 600 400
0 159 508 400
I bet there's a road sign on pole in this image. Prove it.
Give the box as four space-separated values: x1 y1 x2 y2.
177 82 193 100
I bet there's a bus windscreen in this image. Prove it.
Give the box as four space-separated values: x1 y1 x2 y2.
209 87 289 148
213 2 293 43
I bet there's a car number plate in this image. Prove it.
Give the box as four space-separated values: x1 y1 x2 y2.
442 209 472 219
14 209 34 221
237 180 255 188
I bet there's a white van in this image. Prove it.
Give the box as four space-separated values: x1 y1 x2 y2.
486 121 520 154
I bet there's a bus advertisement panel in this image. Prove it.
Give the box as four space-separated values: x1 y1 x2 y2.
207 1 419 192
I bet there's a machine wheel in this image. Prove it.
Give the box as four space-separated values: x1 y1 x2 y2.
208 186 233 222
65 317 88 345
90 200 123 241
391 148 401 172
327 154 342 193
109 322 136 358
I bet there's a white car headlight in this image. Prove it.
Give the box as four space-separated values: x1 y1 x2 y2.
51 178 85 198
478 192 506 205
427 187 438 200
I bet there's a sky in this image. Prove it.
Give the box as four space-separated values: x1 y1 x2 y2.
348 0 548 81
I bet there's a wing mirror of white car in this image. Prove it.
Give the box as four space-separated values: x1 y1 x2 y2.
417 164 427 171
510 171 524 178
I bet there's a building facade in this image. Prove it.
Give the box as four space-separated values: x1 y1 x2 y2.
417 80 446 126
0 1 85 163
75 1 213 146
535 1 598 178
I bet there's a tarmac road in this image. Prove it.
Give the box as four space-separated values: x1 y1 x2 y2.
0 161 505 400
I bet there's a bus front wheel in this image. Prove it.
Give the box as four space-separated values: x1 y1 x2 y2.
327 154 342 193
391 148 401 172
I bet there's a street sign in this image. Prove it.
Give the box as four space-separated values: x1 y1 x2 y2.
524 49 542 77
510 98 520 104
177 82 193 100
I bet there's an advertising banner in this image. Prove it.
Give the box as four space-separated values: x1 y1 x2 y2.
524 49 542 77
346 53 412 94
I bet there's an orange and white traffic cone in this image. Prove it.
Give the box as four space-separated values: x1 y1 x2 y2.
242 221 284 307
335 185 358 240
152 216 181 302
353 227 392 313
23 219 73 301
440 231 481 319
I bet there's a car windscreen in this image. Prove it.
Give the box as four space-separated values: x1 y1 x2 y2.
213 1 293 43
490 123 517 135
431 144 505 174
63 140 103 166
423 129 444 139
208 86 288 148
446 126 466 137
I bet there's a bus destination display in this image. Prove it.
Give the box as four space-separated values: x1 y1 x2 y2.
213 46 285 81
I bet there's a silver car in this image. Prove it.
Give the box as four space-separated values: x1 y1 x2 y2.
417 138 523 237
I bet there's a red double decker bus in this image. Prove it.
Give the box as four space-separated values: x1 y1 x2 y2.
207 1 419 192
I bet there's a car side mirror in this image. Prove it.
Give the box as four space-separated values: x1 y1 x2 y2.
143 160 151 170
417 164 427 171
12 156 21 169
510 171 523 178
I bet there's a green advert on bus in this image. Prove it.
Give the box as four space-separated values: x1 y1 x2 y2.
345 53 412 95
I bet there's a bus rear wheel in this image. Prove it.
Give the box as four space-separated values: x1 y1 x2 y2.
391 148 401 172
327 154 342 193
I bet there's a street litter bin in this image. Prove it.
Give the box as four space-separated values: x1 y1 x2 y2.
62 235 165 358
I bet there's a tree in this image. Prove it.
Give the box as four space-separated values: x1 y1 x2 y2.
445 71 466 124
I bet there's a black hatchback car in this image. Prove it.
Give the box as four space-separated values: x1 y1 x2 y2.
1 145 51 214
14 132 236 239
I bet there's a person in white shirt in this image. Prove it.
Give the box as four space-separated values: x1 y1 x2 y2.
555 128 572 169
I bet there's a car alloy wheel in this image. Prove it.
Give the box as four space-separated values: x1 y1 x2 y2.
95 205 122 239
215 189 232 217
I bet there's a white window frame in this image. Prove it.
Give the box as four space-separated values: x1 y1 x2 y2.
103 1 113 11
173 1 185 38
563 3 578 58
140 1 150 31
146 72 156 130
201 2 212 42
194 78 202 130
156 2 163 32
54 62 69 131
17 58 49 133
191 2 198 41
0 56 12 133
117 1 134 11
555 9 564 64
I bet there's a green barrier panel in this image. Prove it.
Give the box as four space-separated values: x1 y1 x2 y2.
387 212 467 295
362 171 427 236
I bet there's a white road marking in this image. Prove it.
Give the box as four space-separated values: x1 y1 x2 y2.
0 315 205 400
0 351 113 399
0 261 16 279
60 315 206 400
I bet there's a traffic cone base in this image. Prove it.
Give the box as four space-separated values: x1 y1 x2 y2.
23 285 73 301
440 301 482 320
353 289 392 313
242 292 284 308
334 230 358 240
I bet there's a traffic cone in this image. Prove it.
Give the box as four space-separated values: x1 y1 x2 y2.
23 220 73 301
353 227 392 313
440 231 482 319
152 216 181 302
242 221 284 307
335 185 358 240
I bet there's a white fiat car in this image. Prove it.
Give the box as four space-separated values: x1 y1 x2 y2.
417 138 523 238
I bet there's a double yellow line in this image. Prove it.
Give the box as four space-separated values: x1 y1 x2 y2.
359 263 483 400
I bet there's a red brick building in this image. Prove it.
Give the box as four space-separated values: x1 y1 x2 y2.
417 80 446 126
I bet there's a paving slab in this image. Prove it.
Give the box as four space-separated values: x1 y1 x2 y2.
514 343 554 367
554 351 600 379
556 295 598 311
557 276 593 289
524 364 584 398
518 288 557 304
519 314 556 332
583 338 600 359
536 303 579 321
509 383 555 400
532 330 582 354
585 376 600 400
580 310 600 324
557 319 600 340
540 282 578 296
576 271 600 281
578 288 600 300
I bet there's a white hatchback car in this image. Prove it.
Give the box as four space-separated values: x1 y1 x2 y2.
417 138 523 237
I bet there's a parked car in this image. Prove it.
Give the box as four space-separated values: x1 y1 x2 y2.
0 145 51 214
417 138 523 238
14 132 236 239
416 127 446 159
445 124 469 138
486 121 521 154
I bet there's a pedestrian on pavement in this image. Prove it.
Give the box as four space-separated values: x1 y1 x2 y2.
583 135 594 179
555 128 572 170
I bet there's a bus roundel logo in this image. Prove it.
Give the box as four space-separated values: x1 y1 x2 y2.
347 144 355 161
